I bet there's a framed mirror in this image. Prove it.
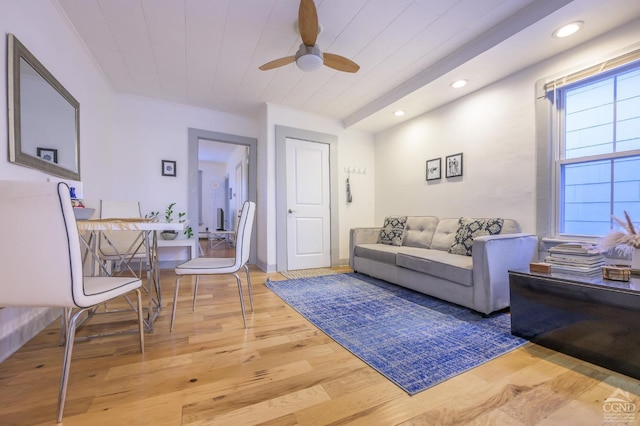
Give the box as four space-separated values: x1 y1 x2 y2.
7 34 80 180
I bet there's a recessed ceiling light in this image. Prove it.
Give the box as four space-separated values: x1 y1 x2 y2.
450 79 468 89
553 21 583 38
393 110 405 117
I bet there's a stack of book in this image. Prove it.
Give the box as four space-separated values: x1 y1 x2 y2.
545 243 606 278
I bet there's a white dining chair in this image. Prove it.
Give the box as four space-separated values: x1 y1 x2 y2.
0 181 144 423
98 200 148 277
170 201 256 331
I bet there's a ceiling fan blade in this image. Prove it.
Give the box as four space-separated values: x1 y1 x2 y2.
298 0 319 46
323 53 360 73
259 56 296 71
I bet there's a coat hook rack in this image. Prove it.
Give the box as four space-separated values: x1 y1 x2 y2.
344 166 366 175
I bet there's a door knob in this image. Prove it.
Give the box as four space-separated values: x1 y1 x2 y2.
288 209 296 213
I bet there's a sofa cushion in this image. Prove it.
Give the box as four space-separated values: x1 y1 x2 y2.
403 216 439 248
354 243 401 265
396 248 474 287
501 219 521 234
449 217 504 256
378 216 407 246
429 218 461 251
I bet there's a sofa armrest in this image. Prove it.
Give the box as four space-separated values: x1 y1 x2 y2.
471 233 538 314
349 227 381 269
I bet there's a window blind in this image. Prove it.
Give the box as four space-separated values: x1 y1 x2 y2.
544 47 640 92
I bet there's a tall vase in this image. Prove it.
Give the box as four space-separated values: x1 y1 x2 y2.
631 248 640 273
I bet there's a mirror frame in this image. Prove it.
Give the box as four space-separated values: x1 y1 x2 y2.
7 33 80 180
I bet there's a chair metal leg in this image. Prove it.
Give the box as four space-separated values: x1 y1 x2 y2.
58 308 70 346
233 273 247 328
192 276 199 311
243 264 254 312
57 293 143 423
57 307 86 423
170 276 182 332
135 288 145 353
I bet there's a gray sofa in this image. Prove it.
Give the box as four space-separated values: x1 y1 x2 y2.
349 216 538 315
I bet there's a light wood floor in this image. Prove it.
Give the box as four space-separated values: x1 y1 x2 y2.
1 241 638 425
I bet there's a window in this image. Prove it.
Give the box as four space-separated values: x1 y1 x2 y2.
552 62 640 237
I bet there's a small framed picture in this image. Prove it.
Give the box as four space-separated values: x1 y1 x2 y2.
445 153 463 178
37 147 58 163
162 160 176 177
426 158 441 181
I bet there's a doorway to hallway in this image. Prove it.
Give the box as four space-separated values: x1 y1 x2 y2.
188 128 257 265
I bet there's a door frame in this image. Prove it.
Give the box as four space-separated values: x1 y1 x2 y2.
275 125 339 271
188 128 257 264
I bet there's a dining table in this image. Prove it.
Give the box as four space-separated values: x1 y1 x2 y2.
76 218 185 332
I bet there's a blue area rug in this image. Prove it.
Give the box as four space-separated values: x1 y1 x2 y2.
266 273 526 395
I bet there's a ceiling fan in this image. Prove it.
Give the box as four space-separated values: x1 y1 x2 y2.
259 0 360 73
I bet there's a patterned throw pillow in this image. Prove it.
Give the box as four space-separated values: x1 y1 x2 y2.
378 216 407 246
449 218 504 256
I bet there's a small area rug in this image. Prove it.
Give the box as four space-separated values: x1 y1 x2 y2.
279 268 339 279
266 273 526 395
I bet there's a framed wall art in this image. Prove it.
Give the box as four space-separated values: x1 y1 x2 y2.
426 158 441 181
445 153 463 178
162 160 177 177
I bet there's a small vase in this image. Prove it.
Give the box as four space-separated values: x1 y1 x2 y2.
631 248 640 274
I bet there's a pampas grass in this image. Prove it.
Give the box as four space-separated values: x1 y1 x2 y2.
597 211 640 256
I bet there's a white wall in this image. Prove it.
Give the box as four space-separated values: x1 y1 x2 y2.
108 94 257 216
264 104 376 268
374 19 640 234
375 77 536 231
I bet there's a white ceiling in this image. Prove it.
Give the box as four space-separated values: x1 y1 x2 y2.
57 0 640 134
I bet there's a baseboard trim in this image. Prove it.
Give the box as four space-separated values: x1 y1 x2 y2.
256 259 275 273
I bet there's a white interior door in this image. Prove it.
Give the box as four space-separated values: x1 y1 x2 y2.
286 137 331 270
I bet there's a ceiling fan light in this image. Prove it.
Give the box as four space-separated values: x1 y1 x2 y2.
295 44 323 72
296 53 323 72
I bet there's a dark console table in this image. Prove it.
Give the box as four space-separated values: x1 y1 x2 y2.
508 270 640 380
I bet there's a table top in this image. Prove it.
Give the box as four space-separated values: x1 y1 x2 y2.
77 218 185 232
509 269 640 293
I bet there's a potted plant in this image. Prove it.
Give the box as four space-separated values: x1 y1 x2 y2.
178 211 194 239
148 203 193 240
161 202 179 240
